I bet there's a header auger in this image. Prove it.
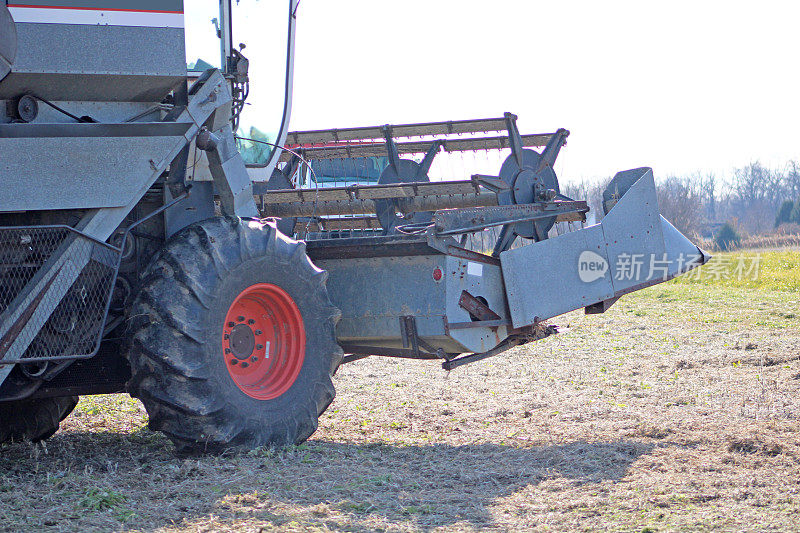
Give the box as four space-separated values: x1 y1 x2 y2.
0 1 708 452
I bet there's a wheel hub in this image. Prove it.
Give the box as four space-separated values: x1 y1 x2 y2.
498 148 561 238
229 324 256 360
375 159 434 233
222 283 306 400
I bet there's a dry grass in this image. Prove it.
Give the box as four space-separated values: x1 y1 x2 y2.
2 258 800 531
698 228 800 253
741 233 800 250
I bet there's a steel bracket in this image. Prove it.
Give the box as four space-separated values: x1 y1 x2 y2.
399 315 443 359
458 291 501 322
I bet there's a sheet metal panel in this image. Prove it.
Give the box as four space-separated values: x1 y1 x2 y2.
601 169 666 295
445 257 511 354
318 251 515 354
500 168 706 328
8 1 183 11
660 215 709 271
0 6 15 82
501 224 614 329
317 255 459 350
1 23 185 101
7 1 184 27
0 135 184 211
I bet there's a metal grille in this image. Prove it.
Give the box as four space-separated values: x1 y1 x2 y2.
0 226 121 364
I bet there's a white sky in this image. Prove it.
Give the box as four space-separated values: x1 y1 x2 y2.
287 0 800 184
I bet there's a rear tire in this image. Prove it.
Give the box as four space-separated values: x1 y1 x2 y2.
0 396 78 444
127 217 342 453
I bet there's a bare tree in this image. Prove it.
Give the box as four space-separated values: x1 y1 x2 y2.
700 172 717 221
784 160 800 201
563 160 800 238
656 176 704 238
732 161 771 205
725 161 791 234
560 177 610 226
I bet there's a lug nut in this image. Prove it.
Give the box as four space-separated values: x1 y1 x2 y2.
256 344 264 350
227 322 235 328
248 319 256 325
230 359 238 365
237 316 245 322
225 348 231 354
255 330 262 335
241 362 249 369
251 356 258 362
224 334 230 340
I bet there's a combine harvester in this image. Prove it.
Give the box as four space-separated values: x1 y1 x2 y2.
0 1 708 452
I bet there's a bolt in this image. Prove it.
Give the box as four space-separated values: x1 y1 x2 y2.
251 356 258 362
230 359 238 365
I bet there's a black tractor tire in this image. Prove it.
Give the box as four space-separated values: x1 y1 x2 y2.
126 217 342 454
0 396 78 444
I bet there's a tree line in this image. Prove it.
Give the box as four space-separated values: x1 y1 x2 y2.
562 161 800 240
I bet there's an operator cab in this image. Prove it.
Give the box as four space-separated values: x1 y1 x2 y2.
185 0 293 167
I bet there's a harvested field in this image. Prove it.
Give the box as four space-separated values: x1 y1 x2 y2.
1 251 799 532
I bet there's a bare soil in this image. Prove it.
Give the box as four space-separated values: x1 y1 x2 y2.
1 282 799 532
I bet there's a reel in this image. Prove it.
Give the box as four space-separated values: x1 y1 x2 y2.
375 129 442 234
264 113 572 248
492 116 569 251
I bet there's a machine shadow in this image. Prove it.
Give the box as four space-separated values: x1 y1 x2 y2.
0 430 658 530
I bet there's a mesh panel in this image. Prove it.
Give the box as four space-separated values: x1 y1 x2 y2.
0 226 120 363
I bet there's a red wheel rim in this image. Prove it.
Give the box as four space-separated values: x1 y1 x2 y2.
222 283 305 400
